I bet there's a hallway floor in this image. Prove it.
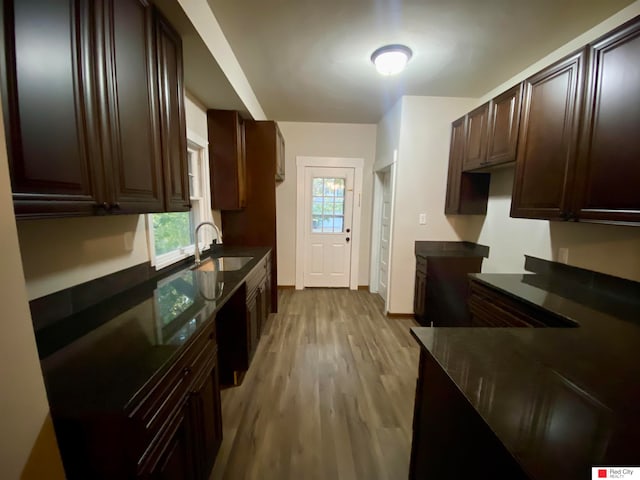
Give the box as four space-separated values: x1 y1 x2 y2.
210 288 420 480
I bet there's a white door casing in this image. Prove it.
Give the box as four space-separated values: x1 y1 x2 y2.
296 156 364 290
303 167 354 287
378 169 393 301
369 157 397 313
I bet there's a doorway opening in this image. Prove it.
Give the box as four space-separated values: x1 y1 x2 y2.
295 157 364 290
369 163 397 311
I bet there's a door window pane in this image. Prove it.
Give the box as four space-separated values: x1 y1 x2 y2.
312 197 323 215
312 178 323 196
311 177 346 233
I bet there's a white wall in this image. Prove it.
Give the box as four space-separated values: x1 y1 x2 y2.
386 96 477 313
0 95 65 479
462 0 640 281
18 91 218 300
472 169 640 280
276 121 377 286
374 97 402 171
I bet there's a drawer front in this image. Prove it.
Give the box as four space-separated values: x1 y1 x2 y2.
469 281 543 327
468 280 565 328
128 318 217 447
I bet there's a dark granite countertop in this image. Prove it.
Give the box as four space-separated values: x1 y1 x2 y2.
39 246 270 415
414 241 489 258
410 271 640 479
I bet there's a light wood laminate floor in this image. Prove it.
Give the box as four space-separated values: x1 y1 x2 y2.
210 288 420 480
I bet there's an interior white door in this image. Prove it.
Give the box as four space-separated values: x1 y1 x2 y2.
303 167 354 287
378 170 392 301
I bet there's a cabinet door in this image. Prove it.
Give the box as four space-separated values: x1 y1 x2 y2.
2 0 105 218
208 110 246 210
139 405 195 480
486 83 522 167
188 358 223 480
573 18 640 224
445 117 490 215
462 102 489 171
155 10 190 212
511 48 587 220
100 0 164 214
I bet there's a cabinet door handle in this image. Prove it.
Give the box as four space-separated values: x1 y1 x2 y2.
111 202 121 209
100 202 110 210
182 366 191 376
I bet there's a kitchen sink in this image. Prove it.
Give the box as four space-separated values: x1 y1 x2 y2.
192 256 253 272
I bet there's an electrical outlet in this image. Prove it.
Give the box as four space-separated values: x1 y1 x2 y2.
419 213 427 225
558 247 569 264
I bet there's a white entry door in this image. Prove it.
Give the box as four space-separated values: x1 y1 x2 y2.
378 169 393 301
303 167 354 287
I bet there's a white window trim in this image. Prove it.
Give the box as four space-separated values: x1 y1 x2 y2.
147 128 214 271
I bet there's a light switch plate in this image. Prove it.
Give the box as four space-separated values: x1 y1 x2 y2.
419 213 427 225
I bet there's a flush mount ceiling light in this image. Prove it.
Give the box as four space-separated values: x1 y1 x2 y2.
371 44 412 76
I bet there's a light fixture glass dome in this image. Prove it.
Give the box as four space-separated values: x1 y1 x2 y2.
371 44 412 76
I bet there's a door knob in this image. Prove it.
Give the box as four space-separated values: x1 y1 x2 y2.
346 237 350 243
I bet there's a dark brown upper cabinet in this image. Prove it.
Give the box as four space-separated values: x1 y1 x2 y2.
485 83 523 167
573 17 640 225
1 0 103 218
155 9 190 212
0 0 188 219
462 102 490 171
207 109 246 211
100 0 164 215
445 116 490 215
510 48 587 221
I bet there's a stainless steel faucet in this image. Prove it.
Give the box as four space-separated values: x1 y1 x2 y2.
194 221 222 265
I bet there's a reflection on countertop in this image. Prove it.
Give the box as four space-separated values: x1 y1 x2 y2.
411 260 640 479
37 246 270 414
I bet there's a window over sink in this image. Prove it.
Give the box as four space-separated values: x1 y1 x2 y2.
147 129 214 269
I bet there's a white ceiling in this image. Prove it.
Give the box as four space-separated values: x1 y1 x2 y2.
206 0 635 123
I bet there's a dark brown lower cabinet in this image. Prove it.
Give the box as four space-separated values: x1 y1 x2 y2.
245 253 269 363
139 405 194 479
413 254 485 327
413 257 428 325
216 252 271 385
410 350 529 480
468 278 578 328
140 356 222 480
52 319 222 480
188 350 223 480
